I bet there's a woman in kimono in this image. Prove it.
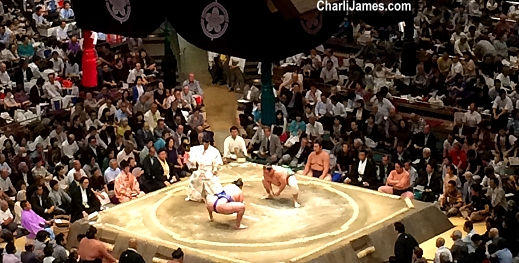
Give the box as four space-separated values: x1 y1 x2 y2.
185 135 223 202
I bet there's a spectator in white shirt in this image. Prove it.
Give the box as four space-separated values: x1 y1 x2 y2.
450 27 466 44
29 56 43 79
49 125 67 146
61 135 79 159
306 115 324 141
59 1 75 20
373 92 395 117
223 126 248 163
330 95 347 118
32 7 49 27
50 51 64 76
0 169 15 195
0 155 11 176
55 21 69 42
0 44 17 63
144 103 161 132
66 160 87 184
43 73 63 110
322 49 339 68
493 89 513 128
126 63 145 84
305 86 322 105
0 62 10 83
465 103 481 133
320 61 338 85
495 66 511 88
314 94 332 120
454 36 474 56
85 112 104 131
434 238 453 263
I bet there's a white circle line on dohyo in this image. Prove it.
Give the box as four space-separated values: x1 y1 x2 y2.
149 178 360 248
200 1 229 41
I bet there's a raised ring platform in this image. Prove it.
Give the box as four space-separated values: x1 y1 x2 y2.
93 163 453 263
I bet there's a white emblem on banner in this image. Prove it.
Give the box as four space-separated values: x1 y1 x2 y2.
201 1 229 40
300 11 322 35
105 0 131 24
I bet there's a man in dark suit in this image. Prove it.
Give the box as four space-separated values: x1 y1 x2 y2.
119 238 145 263
69 177 101 222
141 147 168 193
415 147 437 173
29 185 54 219
377 154 394 187
82 135 104 165
258 127 283 163
391 143 411 164
279 137 311 167
415 163 442 202
412 125 439 158
29 78 45 105
239 80 261 117
11 162 34 190
13 60 33 85
344 149 378 190
393 222 419 263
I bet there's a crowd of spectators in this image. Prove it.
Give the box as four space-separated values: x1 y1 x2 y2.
222 0 519 262
0 0 213 262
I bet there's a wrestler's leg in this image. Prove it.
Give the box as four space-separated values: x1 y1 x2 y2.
378 186 394 194
207 207 214 221
288 176 300 208
322 174 332 181
218 202 247 229
261 179 273 199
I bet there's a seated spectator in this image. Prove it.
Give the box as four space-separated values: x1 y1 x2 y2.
415 163 442 202
0 200 17 237
378 162 413 198
20 200 54 240
48 180 71 214
344 149 378 189
29 185 54 220
257 127 283 163
69 177 101 222
223 126 248 163
78 226 116 263
439 180 464 217
299 141 331 181
450 230 468 262
460 184 490 222
279 137 311 168
141 147 169 193
487 177 507 216
53 233 68 263
114 160 144 203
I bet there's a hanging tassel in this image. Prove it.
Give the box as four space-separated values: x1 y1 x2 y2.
81 30 97 88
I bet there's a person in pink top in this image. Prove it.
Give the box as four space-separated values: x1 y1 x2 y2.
78 226 117 263
114 160 144 203
378 162 414 198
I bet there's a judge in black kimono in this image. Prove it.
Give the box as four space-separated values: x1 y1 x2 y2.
343 149 378 190
69 177 101 222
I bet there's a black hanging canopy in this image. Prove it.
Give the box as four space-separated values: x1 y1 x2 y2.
75 0 411 61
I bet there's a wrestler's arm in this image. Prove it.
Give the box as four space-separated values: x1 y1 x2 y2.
275 174 287 196
320 154 330 179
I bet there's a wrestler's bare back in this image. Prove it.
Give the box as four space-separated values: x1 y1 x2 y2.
206 184 244 213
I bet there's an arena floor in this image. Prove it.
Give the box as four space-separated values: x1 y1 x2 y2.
96 163 427 263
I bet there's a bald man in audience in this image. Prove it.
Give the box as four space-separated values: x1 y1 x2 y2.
119 238 145 263
0 200 17 237
299 141 331 180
